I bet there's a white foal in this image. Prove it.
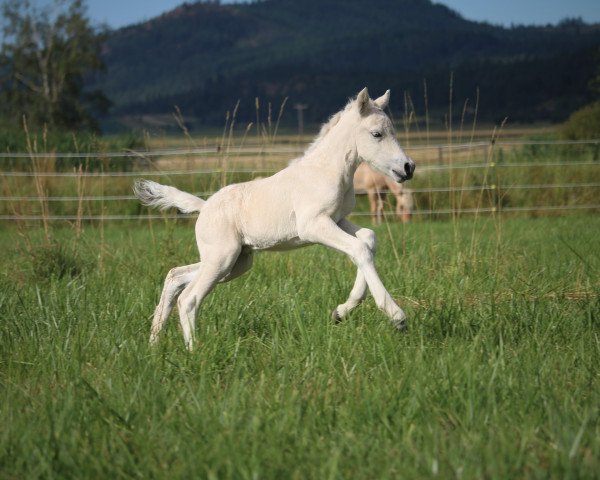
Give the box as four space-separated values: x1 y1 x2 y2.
134 87 415 350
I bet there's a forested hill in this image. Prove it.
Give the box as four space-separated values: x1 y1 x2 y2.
95 0 600 126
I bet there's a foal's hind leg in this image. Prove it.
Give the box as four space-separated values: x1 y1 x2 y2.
150 250 252 346
332 219 376 322
219 247 254 283
177 243 242 350
150 263 200 344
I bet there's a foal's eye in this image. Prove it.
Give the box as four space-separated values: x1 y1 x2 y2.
371 131 383 139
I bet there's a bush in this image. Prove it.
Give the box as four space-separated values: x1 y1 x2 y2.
561 101 600 140
28 241 95 281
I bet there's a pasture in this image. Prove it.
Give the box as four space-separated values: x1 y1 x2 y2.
1 214 598 478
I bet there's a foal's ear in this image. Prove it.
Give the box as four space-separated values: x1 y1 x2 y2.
374 90 390 110
356 87 370 116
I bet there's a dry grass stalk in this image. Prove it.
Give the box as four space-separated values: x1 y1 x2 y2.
272 97 289 142
76 164 85 238
173 105 198 149
23 116 51 243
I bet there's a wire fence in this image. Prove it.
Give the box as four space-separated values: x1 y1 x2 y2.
2 204 599 222
2 160 599 178
1 138 599 223
2 182 600 203
0 138 597 159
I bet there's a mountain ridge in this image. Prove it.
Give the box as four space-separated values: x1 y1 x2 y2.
94 0 600 127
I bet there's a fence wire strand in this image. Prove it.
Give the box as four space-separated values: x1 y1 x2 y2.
1 204 598 222
0 138 597 159
2 182 599 203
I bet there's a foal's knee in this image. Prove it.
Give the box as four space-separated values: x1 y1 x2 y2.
351 241 374 268
356 228 377 253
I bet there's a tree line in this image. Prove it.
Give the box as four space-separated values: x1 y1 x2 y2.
0 0 108 131
0 0 599 137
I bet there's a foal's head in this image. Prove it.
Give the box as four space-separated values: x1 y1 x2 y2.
353 88 415 183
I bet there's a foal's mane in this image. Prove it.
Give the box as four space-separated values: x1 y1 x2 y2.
303 101 354 156
304 93 387 157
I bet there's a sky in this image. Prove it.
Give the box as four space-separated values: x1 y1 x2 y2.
53 0 600 30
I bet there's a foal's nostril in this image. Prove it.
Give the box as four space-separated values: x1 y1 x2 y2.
404 162 414 176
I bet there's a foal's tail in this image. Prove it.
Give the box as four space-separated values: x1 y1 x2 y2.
133 180 205 213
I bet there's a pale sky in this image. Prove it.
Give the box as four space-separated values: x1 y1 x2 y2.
42 0 600 30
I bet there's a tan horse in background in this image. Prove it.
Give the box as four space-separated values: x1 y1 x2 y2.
354 163 413 224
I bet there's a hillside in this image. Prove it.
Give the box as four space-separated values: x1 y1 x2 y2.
94 0 600 127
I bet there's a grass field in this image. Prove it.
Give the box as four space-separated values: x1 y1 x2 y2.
1 214 599 479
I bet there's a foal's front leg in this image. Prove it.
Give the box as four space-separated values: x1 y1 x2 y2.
299 215 407 330
332 219 375 321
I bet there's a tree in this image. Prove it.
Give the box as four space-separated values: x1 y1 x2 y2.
589 48 600 99
0 0 110 130
561 48 600 140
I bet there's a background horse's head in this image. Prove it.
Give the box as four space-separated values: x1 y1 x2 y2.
353 88 415 183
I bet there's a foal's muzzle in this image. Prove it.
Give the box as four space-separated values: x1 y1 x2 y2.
392 159 415 183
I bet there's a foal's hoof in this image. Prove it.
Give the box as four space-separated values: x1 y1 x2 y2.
331 308 343 324
392 318 408 332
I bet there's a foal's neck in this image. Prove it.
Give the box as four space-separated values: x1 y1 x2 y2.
305 116 360 186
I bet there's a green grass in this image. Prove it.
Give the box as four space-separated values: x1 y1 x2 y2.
1 215 599 479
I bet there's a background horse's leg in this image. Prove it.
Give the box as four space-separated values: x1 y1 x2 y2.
385 179 404 222
332 219 376 321
394 192 403 221
150 262 200 345
401 190 413 223
375 190 385 224
367 190 379 224
176 243 242 350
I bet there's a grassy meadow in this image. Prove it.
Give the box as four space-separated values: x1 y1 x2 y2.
0 213 598 479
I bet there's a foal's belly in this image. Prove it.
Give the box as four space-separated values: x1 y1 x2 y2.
242 229 312 252
260 237 312 252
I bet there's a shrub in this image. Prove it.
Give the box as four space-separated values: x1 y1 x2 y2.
561 101 600 140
